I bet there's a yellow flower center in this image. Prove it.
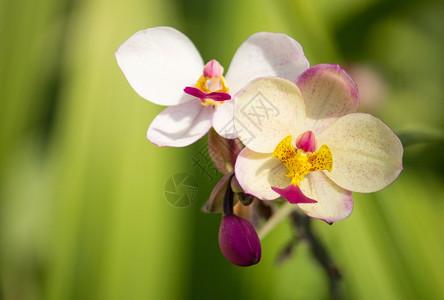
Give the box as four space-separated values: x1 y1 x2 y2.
272 135 333 186
195 75 229 106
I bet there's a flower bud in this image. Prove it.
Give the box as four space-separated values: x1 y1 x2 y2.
218 214 261 266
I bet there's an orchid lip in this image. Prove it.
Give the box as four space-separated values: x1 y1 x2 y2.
271 135 333 204
185 58 230 106
271 184 317 204
272 135 333 186
184 87 231 101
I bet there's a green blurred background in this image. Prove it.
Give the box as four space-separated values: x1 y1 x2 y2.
1 0 444 299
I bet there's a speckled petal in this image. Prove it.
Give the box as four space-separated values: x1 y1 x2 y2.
234 78 306 153
225 32 309 95
317 113 403 193
235 147 289 201
115 27 203 106
298 172 353 224
296 64 359 135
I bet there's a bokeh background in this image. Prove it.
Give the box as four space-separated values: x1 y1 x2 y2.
1 0 444 299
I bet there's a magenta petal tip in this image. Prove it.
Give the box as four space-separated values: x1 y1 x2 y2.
218 214 261 267
272 184 317 204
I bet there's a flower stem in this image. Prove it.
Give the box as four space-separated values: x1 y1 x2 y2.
223 175 234 215
258 201 295 239
290 211 342 299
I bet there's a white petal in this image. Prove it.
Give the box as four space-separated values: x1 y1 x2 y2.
235 148 289 201
317 113 403 193
225 32 309 94
234 78 306 153
296 64 359 135
115 27 204 106
147 100 213 147
212 101 236 139
298 172 353 224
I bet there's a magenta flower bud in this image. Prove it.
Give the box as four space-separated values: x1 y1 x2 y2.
218 214 261 267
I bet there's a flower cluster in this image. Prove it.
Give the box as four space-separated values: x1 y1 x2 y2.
116 27 403 266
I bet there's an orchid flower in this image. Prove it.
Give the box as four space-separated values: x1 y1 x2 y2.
234 64 403 224
115 27 309 147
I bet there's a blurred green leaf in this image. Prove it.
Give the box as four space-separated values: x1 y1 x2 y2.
397 125 444 147
1 0 444 299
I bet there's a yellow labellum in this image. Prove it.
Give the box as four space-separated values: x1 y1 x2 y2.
272 135 333 186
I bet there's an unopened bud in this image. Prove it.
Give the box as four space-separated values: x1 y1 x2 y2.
218 214 261 266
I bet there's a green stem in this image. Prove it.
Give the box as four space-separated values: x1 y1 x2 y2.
258 201 295 240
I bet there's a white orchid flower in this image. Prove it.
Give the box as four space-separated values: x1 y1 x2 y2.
115 27 309 147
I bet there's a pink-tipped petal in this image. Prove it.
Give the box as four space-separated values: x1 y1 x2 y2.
203 59 224 78
298 172 353 224
296 64 359 135
271 184 317 204
235 147 289 201
115 27 204 106
147 100 213 147
296 130 316 152
234 78 306 153
226 32 309 95
317 113 403 193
